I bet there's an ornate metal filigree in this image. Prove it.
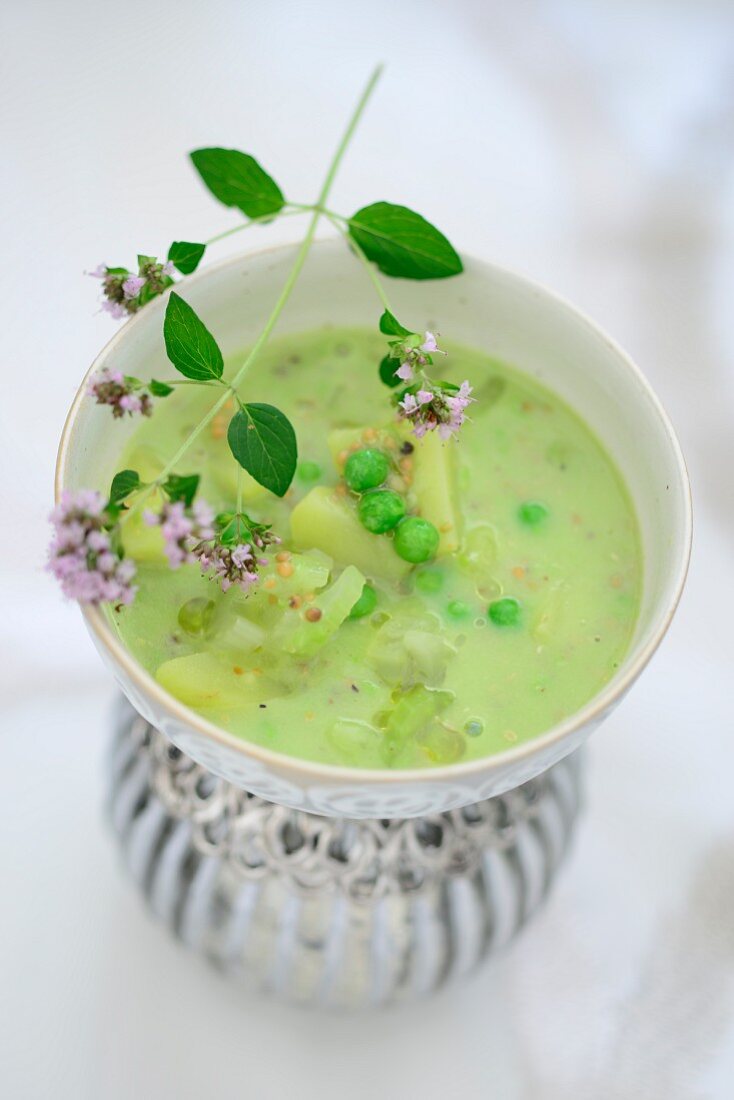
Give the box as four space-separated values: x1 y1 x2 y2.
114 707 580 902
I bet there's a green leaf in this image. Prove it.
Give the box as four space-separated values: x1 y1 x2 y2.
149 379 174 397
168 240 206 275
227 404 297 498
105 502 123 528
189 148 285 219
348 202 463 280
378 355 402 388
379 309 412 337
109 469 140 504
217 512 250 546
163 292 224 381
162 473 200 508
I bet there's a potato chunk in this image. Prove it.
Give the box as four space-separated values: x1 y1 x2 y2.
289 487 410 582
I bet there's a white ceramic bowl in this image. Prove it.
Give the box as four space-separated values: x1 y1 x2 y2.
56 240 691 818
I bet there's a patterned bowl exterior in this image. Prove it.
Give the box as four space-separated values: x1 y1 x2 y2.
108 702 582 1008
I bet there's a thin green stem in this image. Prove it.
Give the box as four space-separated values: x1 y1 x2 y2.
163 378 220 386
322 211 392 311
219 70 384 398
319 208 348 223
236 463 243 514
204 207 305 247
144 64 384 495
312 63 383 206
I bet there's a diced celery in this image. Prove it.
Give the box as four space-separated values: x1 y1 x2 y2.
382 685 454 760
211 616 266 656
403 630 456 684
457 525 498 587
258 550 332 599
228 591 283 630
223 551 332 636
415 724 466 764
155 651 273 708
289 487 411 582
531 581 568 643
327 718 384 767
368 618 455 687
411 430 462 555
272 564 365 657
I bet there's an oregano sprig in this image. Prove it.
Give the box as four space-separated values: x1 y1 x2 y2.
60 65 473 611
161 292 299 496
89 256 174 318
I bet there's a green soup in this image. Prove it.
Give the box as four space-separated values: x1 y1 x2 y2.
106 327 642 769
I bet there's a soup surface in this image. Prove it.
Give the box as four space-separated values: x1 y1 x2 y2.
107 326 642 768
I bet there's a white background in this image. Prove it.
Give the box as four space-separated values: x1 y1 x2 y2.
2 1 734 1097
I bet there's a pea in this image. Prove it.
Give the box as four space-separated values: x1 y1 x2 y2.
447 599 470 619
415 568 444 594
344 448 390 492
298 460 322 482
358 489 406 533
349 583 377 620
518 500 549 526
464 718 484 737
178 597 216 637
393 516 440 563
488 596 522 627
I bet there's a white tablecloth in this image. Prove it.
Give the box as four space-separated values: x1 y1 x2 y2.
2 1 733 1096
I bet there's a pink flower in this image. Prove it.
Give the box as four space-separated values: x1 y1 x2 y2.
388 331 446 387
202 513 280 592
118 394 142 414
101 299 127 320
90 256 175 320
122 275 145 299
87 368 152 419
399 390 433 417
144 498 216 569
47 490 137 607
144 499 215 568
145 497 278 593
192 499 215 529
421 331 441 354
204 542 260 592
397 380 474 440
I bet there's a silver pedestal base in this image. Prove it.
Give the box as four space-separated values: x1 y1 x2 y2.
107 703 582 1008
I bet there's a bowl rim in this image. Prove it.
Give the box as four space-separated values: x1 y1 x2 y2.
55 238 693 787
